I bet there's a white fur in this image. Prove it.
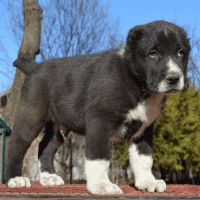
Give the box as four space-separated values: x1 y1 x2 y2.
117 48 125 57
158 57 184 92
119 94 164 138
158 80 168 93
126 102 147 123
7 177 31 188
167 57 182 74
167 58 184 90
38 161 64 186
117 125 128 138
85 158 123 195
40 172 64 186
165 27 168 36
60 130 66 140
117 102 147 138
129 143 166 193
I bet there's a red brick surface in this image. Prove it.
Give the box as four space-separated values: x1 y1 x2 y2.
0 184 200 198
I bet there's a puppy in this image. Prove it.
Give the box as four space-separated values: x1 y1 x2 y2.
6 20 190 195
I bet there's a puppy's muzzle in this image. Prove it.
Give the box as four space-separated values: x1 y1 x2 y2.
166 73 180 85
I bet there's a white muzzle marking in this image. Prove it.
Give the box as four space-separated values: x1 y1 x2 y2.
158 57 184 92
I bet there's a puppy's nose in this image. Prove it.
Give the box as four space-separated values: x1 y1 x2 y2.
166 73 180 85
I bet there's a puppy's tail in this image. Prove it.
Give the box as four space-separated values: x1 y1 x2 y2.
13 57 37 76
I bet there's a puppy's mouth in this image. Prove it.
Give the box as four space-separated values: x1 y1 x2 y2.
164 88 180 94
146 86 181 95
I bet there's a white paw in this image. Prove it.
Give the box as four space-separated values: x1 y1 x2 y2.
40 172 64 186
87 182 123 195
7 177 31 188
135 179 166 193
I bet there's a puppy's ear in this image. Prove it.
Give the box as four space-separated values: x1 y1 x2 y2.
125 26 143 56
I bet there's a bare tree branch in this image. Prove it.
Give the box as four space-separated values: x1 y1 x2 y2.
185 24 200 89
39 0 120 59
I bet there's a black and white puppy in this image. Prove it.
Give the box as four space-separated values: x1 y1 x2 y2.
6 20 190 195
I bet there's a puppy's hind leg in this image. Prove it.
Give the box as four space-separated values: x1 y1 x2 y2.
5 74 50 188
38 121 69 186
5 101 48 188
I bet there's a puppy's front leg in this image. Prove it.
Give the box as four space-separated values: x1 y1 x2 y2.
85 117 123 195
129 125 166 193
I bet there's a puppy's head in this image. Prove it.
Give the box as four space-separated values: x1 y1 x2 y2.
125 20 191 94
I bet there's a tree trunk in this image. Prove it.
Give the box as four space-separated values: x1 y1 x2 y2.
3 0 42 180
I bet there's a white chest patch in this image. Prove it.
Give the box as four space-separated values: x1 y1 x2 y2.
126 102 147 123
118 94 165 139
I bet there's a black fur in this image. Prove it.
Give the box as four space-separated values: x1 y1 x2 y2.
134 124 154 156
39 121 69 173
6 20 191 184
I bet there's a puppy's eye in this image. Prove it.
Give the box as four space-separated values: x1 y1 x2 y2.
149 50 158 60
178 49 185 57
